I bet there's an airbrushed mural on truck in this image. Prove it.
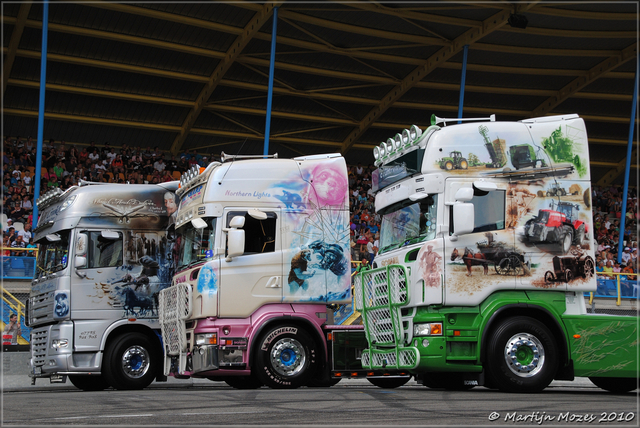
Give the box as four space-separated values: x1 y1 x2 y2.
59 188 178 319
420 119 595 298
184 157 351 305
357 115 635 393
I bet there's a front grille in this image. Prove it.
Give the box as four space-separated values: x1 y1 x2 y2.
31 328 49 366
29 291 55 326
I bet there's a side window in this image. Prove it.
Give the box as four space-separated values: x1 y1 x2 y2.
87 231 123 268
226 211 277 254
450 189 506 234
471 190 505 233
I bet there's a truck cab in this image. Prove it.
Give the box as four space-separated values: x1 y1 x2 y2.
160 155 357 389
356 114 637 393
28 181 178 390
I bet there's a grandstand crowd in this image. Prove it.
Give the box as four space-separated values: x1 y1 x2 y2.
2 136 638 278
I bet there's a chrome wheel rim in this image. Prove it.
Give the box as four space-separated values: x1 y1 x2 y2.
504 333 545 378
269 338 306 377
121 346 150 379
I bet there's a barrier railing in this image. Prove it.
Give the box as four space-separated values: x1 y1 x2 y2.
2 288 26 326
1 247 37 279
590 272 638 306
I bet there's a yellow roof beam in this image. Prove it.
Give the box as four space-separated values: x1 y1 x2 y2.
532 43 637 117
2 2 31 98
595 148 639 187
340 3 539 154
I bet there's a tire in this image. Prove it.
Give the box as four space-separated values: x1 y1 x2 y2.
368 376 411 389
546 191 552 197
485 316 558 393
421 373 474 390
445 161 453 171
561 231 572 254
575 225 585 245
589 377 638 393
509 256 524 276
564 269 574 283
496 258 511 275
103 332 159 390
254 324 318 389
544 271 555 283
460 160 468 169
582 257 595 278
224 376 263 389
68 374 110 391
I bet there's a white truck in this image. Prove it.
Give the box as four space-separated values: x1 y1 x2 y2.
27 180 179 390
159 154 408 389
355 114 637 393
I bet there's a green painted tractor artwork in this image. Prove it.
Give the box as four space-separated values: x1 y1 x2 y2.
509 144 547 170
439 151 468 171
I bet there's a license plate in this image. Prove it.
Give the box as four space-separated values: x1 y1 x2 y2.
33 366 42 375
50 374 66 383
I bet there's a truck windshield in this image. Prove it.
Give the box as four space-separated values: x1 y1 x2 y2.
176 218 217 271
35 230 71 278
379 195 437 254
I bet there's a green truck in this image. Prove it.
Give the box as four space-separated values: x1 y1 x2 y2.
357 114 637 393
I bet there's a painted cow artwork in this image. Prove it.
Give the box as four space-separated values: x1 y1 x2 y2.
451 247 489 276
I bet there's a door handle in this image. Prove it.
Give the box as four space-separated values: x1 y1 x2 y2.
266 276 281 288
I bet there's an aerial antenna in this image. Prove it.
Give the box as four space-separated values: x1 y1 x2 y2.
219 138 247 184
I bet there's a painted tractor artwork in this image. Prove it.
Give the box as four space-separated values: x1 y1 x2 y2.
546 183 567 197
523 201 587 254
509 144 547 170
544 251 595 283
439 151 468 171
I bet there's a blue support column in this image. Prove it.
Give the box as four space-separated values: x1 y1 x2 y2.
617 59 638 263
32 1 49 229
457 45 469 124
263 6 278 157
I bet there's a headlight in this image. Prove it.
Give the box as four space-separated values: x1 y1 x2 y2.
414 323 443 337
52 339 69 349
195 333 217 346
59 195 77 211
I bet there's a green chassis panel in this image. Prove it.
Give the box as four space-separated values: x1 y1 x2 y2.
562 314 638 378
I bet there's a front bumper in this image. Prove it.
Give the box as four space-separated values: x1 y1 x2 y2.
29 323 102 379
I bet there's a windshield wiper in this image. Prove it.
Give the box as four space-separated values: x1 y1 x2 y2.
380 243 399 253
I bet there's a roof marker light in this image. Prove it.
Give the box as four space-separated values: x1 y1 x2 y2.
394 133 403 151
401 129 411 147
379 142 387 158
409 124 422 141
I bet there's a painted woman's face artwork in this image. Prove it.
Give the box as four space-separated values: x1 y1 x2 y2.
310 164 347 207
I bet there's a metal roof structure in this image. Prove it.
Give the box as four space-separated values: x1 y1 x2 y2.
2 1 638 186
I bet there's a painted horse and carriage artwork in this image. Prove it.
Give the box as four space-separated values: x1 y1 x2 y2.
450 233 528 277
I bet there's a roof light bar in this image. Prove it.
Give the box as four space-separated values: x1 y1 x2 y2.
372 123 426 163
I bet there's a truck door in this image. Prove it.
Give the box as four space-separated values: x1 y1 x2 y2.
71 229 125 351
443 180 514 306
218 209 283 318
